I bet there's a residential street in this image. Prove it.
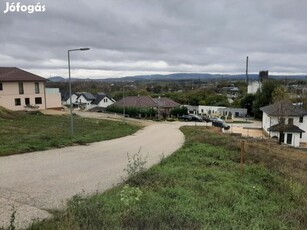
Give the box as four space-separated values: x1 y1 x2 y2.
0 122 184 229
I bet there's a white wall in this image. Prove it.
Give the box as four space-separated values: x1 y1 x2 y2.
185 105 198 114
247 81 261 94
77 95 93 109
64 94 78 105
97 97 115 108
270 131 300 147
45 88 61 109
262 112 276 133
220 108 247 118
291 115 307 143
198 105 226 116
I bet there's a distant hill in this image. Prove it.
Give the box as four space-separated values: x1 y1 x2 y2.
116 73 259 81
48 73 307 82
48 76 66 82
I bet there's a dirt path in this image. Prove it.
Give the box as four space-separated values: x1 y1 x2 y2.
0 121 184 229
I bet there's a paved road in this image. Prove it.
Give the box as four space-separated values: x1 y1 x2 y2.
0 111 261 229
0 122 185 229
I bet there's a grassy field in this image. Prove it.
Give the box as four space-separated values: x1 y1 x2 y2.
28 126 307 230
0 108 140 156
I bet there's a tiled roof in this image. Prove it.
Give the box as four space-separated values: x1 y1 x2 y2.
0 67 46 82
153 97 180 108
268 124 305 133
112 96 157 108
260 101 307 117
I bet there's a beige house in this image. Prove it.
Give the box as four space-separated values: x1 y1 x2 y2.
0 67 61 111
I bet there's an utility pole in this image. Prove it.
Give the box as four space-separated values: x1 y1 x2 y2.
246 56 249 84
122 86 125 122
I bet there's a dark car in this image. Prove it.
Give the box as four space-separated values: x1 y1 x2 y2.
180 114 203 122
212 120 230 130
201 115 211 122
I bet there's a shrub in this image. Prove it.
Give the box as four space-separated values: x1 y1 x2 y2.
170 107 188 117
118 185 143 207
106 106 156 118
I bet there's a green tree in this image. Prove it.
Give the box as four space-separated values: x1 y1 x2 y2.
240 94 256 115
204 94 230 107
170 107 188 117
272 86 289 103
252 80 280 118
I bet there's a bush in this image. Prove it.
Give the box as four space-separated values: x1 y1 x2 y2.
170 107 188 117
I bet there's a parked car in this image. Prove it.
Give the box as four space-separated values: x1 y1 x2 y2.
211 117 224 123
201 115 211 122
179 114 203 122
212 120 230 130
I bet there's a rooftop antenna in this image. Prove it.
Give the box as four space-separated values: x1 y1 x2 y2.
246 56 249 83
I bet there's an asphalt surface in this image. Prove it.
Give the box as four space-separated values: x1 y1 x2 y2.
0 122 185 229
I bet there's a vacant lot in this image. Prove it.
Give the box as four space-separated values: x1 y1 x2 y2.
29 126 307 230
0 109 140 156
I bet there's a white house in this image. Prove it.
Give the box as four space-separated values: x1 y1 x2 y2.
186 105 247 119
219 107 247 118
91 92 115 108
76 92 96 109
198 105 226 117
261 101 307 147
63 93 78 105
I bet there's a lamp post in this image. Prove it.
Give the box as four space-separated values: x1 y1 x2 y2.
123 86 125 121
68 47 90 135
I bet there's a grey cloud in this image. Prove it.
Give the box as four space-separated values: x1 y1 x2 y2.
0 0 307 78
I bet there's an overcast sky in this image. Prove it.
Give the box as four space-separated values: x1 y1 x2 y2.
1 0 307 79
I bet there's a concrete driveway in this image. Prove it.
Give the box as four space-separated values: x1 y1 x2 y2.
0 121 185 229
225 119 264 138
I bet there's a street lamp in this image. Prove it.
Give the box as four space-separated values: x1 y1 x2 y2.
123 86 125 121
68 47 90 135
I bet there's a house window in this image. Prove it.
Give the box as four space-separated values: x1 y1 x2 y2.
288 118 294 125
0 82 2 91
299 117 303 123
300 133 303 138
25 98 30 105
35 97 42 104
19 82 24 94
104 98 108 102
35 82 40 94
15 98 21 106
